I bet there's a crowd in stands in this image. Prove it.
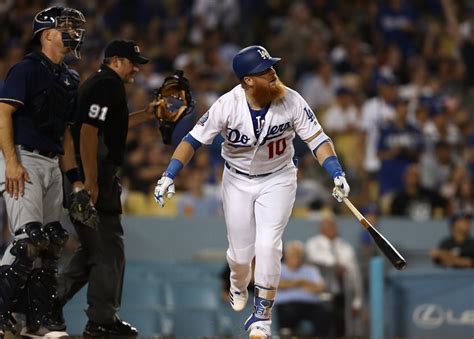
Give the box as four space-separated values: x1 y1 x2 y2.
0 0 473 221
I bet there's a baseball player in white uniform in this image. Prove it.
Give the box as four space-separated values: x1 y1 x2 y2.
154 45 350 338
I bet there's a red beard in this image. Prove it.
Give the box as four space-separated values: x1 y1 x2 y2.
252 78 286 106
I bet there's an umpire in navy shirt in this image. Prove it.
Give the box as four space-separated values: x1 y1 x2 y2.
0 6 88 338
56 40 155 337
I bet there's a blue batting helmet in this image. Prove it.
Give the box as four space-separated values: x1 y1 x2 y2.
232 45 281 79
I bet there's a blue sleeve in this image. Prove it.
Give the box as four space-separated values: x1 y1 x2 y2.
0 62 31 106
183 133 202 151
171 113 195 148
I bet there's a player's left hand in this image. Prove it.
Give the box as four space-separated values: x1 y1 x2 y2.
69 188 100 229
154 175 175 207
332 175 350 202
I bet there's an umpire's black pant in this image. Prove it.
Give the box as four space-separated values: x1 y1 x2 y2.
57 212 125 324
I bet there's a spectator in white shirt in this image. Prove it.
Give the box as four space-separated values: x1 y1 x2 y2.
360 76 397 175
305 215 363 337
359 76 397 200
298 59 341 112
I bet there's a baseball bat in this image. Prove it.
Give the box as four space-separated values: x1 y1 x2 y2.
341 195 407 270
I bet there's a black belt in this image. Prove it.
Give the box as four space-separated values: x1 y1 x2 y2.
225 162 274 178
19 145 57 159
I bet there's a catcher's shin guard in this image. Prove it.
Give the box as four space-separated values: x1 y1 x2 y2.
0 238 39 330
24 222 68 331
42 222 69 260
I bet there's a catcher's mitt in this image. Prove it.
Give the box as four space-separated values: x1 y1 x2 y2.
69 189 100 229
154 70 194 144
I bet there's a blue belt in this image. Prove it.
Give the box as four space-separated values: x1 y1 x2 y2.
225 162 274 178
19 145 57 159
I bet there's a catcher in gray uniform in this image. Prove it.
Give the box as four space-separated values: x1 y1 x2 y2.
0 6 97 338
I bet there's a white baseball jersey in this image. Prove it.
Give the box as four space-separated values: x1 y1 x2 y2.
190 85 329 175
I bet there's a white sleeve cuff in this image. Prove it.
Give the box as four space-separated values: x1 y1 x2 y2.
306 131 330 154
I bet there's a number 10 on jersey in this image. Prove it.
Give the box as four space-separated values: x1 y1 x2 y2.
267 138 286 159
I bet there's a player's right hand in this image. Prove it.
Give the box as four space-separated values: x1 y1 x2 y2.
5 160 31 199
154 175 175 207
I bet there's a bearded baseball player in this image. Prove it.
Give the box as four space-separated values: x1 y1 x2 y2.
154 45 350 338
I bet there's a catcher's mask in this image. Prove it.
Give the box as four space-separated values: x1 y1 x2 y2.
155 70 194 144
33 6 86 59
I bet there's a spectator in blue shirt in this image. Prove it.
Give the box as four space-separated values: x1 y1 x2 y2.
275 240 329 336
378 97 423 196
376 0 418 56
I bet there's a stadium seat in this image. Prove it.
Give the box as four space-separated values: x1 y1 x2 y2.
179 261 225 278
65 285 88 307
63 306 88 336
164 280 220 310
125 261 203 282
121 281 165 308
216 301 253 335
124 261 172 282
170 309 217 336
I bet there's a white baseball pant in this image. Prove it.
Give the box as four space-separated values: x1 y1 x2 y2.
223 165 297 290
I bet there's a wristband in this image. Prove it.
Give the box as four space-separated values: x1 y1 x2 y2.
65 168 81 184
164 158 184 179
322 156 344 179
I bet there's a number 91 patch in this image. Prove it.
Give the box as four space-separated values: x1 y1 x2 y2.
88 104 108 121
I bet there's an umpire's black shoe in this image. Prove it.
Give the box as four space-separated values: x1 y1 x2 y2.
83 318 138 337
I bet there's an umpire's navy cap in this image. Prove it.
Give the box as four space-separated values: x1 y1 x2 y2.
104 40 149 65
232 45 280 79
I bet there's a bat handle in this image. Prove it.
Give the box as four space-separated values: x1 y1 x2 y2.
342 197 372 229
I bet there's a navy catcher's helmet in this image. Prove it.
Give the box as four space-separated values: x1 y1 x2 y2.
154 70 195 145
232 45 281 79
33 6 86 59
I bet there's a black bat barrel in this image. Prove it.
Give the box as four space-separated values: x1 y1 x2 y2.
367 226 407 270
